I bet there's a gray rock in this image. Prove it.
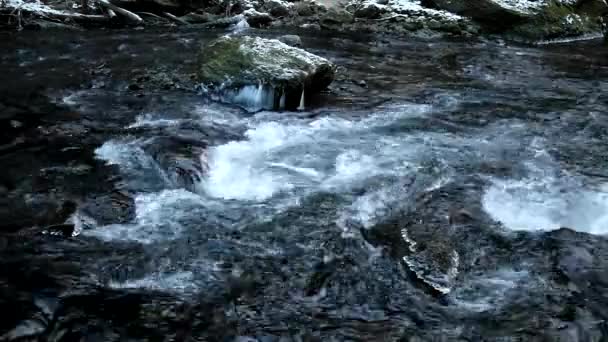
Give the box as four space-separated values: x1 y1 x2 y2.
424 0 536 25
320 7 354 29
243 8 274 27
264 0 292 17
354 2 387 19
197 35 335 110
278 34 302 47
295 1 318 16
576 0 608 16
424 0 605 40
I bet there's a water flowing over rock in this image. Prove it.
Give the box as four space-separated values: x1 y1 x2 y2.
197 35 335 111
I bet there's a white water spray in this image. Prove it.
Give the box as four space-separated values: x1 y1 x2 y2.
230 82 275 111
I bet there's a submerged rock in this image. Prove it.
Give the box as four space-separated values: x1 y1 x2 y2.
197 35 335 111
278 34 302 47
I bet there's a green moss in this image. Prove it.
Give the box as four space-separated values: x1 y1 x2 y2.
542 0 574 20
197 38 254 85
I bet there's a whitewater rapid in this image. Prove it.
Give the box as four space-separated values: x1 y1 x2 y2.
90 96 608 248
83 92 608 300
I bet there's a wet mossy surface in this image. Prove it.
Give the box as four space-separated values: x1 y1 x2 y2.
508 1 602 41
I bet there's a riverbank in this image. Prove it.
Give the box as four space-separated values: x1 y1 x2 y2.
1 0 607 42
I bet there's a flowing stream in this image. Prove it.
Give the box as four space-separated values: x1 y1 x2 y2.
1 29 608 340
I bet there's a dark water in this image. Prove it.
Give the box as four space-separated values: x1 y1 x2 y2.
1 28 608 341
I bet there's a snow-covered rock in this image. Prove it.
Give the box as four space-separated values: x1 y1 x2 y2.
424 0 605 40
424 0 541 23
278 34 303 46
2 0 63 15
263 0 293 17
243 8 274 27
197 35 335 110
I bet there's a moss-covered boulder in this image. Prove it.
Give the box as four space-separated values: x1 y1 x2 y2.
508 1 603 41
425 0 605 40
197 35 335 111
423 0 538 27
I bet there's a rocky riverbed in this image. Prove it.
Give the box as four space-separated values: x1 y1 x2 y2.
1 26 608 341
2 0 608 42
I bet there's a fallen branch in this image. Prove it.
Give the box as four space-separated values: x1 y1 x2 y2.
105 7 116 18
355 13 410 22
47 11 109 21
97 0 143 23
137 11 164 19
163 11 188 25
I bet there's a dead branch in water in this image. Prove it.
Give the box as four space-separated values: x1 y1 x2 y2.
105 7 116 18
96 0 143 23
163 11 188 25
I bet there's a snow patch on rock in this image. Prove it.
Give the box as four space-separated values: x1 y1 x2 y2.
353 0 465 21
2 0 63 14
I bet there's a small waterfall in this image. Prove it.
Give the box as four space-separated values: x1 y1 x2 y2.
230 82 275 111
297 89 305 111
230 15 250 33
279 92 286 110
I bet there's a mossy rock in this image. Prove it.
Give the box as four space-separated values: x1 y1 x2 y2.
425 0 537 28
197 35 335 109
509 1 602 41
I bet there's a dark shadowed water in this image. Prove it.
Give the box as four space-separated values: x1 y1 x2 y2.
1 28 608 341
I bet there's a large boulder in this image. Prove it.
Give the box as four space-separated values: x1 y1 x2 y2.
508 1 603 40
424 0 605 39
197 35 335 111
423 0 539 26
263 0 293 17
243 8 274 27
320 7 355 30
576 0 608 16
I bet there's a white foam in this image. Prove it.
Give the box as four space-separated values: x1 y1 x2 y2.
85 189 205 243
336 183 412 238
128 114 181 128
201 103 432 201
202 122 299 201
452 269 530 312
95 140 147 167
483 173 608 235
60 90 89 106
322 150 380 189
108 271 196 292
